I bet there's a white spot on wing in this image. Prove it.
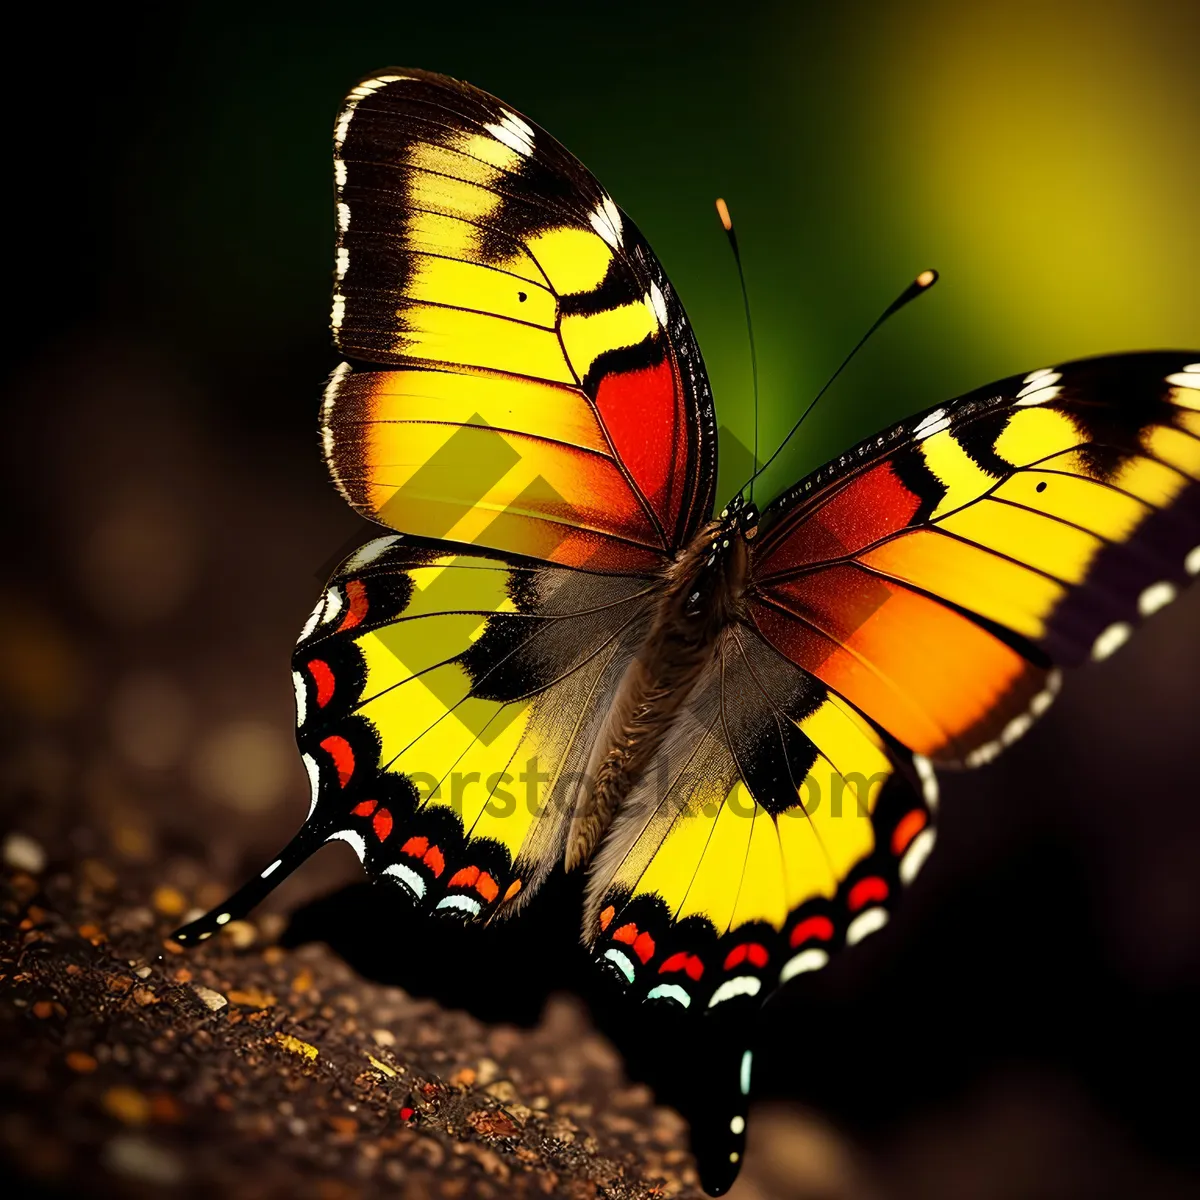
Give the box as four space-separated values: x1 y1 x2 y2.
603 947 636 983
1092 621 1132 662
779 947 829 983
912 754 939 809
321 587 343 626
500 108 534 142
589 194 623 248
299 594 326 642
739 1050 753 1095
334 74 408 150
337 201 351 232
322 362 351 482
1029 668 1062 718
484 119 530 156
646 282 669 328
334 159 347 188
1187 545 1200 575
1015 384 1062 407
436 894 483 917
645 983 691 1007
302 753 321 819
965 739 1003 768
1002 712 1034 746
1017 371 1061 400
899 827 937 885
326 828 366 862
1138 581 1177 616
845 907 889 945
1023 367 1056 385
384 862 426 899
343 536 400 572
292 670 307 728
914 409 949 440
708 976 762 1008
261 859 282 879
1166 370 1200 389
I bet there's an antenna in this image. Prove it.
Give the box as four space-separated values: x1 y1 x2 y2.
739 268 939 496
715 198 760 501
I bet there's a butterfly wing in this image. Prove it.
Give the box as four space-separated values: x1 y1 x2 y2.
580 624 938 1186
174 535 654 942
580 351 1198 1183
584 627 937 1003
324 70 717 572
748 352 1200 764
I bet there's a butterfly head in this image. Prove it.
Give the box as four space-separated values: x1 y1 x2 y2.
679 497 758 620
718 492 759 540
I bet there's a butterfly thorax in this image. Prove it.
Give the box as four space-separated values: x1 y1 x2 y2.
564 513 753 871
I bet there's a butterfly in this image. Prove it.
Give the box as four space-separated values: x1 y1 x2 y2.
173 68 1200 1194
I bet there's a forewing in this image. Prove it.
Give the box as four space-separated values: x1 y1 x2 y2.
748 352 1200 764
323 70 717 572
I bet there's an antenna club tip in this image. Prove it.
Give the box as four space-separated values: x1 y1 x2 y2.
715 197 733 231
916 268 938 288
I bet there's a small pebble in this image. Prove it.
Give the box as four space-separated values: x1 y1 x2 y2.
152 887 187 918
102 1134 184 1186
191 986 227 1012
3 832 46 874
226 987 276 1009
134 966 153 980
220 920 256 949
102 1086 151 1126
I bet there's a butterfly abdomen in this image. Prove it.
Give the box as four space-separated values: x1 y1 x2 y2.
565 522 750 870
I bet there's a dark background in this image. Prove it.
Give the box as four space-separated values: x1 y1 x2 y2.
2 2 1199 1197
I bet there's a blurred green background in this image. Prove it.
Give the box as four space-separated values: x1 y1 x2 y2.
26 0 1196 503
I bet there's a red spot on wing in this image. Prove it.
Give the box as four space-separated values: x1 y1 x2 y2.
598 905 615 931
848 877 889 912
338 579 369 632
352 800 378 818
892 809 928 856
319 736 355 787
402 836 429 858
372 808 393 842
632 931 656 965
398 1106 414 1122
449 866 480 889
757 462 922 578
307 659 336 707
789 915 835 948
423 845 445 877
659 952 705 981
504 879 522 903
723 942 769 971
594 355 687 543
476 873 499 903
612 923 638 945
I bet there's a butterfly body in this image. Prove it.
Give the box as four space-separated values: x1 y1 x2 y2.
170 67 1200 1195
567 508 754 871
